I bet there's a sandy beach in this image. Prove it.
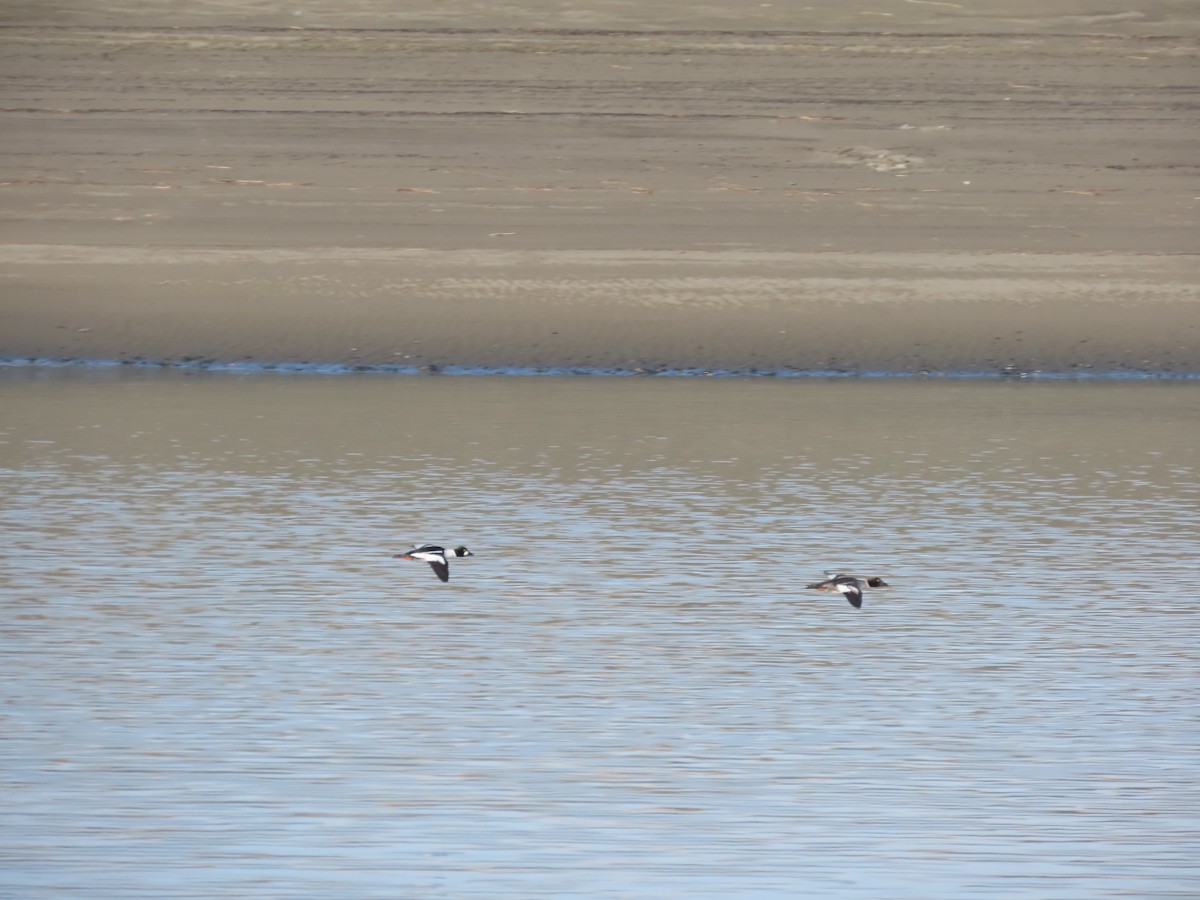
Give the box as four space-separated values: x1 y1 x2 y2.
2 2 1198 374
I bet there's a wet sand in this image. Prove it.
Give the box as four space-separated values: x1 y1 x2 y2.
2 2 1198 374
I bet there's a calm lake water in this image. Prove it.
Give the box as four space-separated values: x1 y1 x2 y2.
2 369 1198 898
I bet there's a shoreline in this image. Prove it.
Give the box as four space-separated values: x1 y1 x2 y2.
4 247 1199 376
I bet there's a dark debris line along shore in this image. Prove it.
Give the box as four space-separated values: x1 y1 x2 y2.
2 356 1197 381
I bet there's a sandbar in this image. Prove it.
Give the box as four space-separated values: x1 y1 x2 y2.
2 3 1198 374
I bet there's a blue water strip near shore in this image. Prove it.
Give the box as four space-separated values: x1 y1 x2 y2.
2 355 1198 381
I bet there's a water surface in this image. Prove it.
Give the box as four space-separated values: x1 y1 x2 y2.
2 371 1198 897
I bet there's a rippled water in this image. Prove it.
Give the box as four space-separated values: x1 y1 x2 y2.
2 369 1198 898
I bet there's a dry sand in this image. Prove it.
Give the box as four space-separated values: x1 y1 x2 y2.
2 2 1198 374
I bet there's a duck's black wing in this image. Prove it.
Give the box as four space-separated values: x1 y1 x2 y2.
834 578 864 608
429 560 450 582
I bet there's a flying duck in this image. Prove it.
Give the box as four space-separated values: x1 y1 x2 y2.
806 573 889 609
395 544 473 583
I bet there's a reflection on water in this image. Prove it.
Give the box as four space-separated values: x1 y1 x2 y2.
2 370 1199 898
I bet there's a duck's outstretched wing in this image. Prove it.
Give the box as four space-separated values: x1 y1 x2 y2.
429 560 450 582
838 583 864 608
